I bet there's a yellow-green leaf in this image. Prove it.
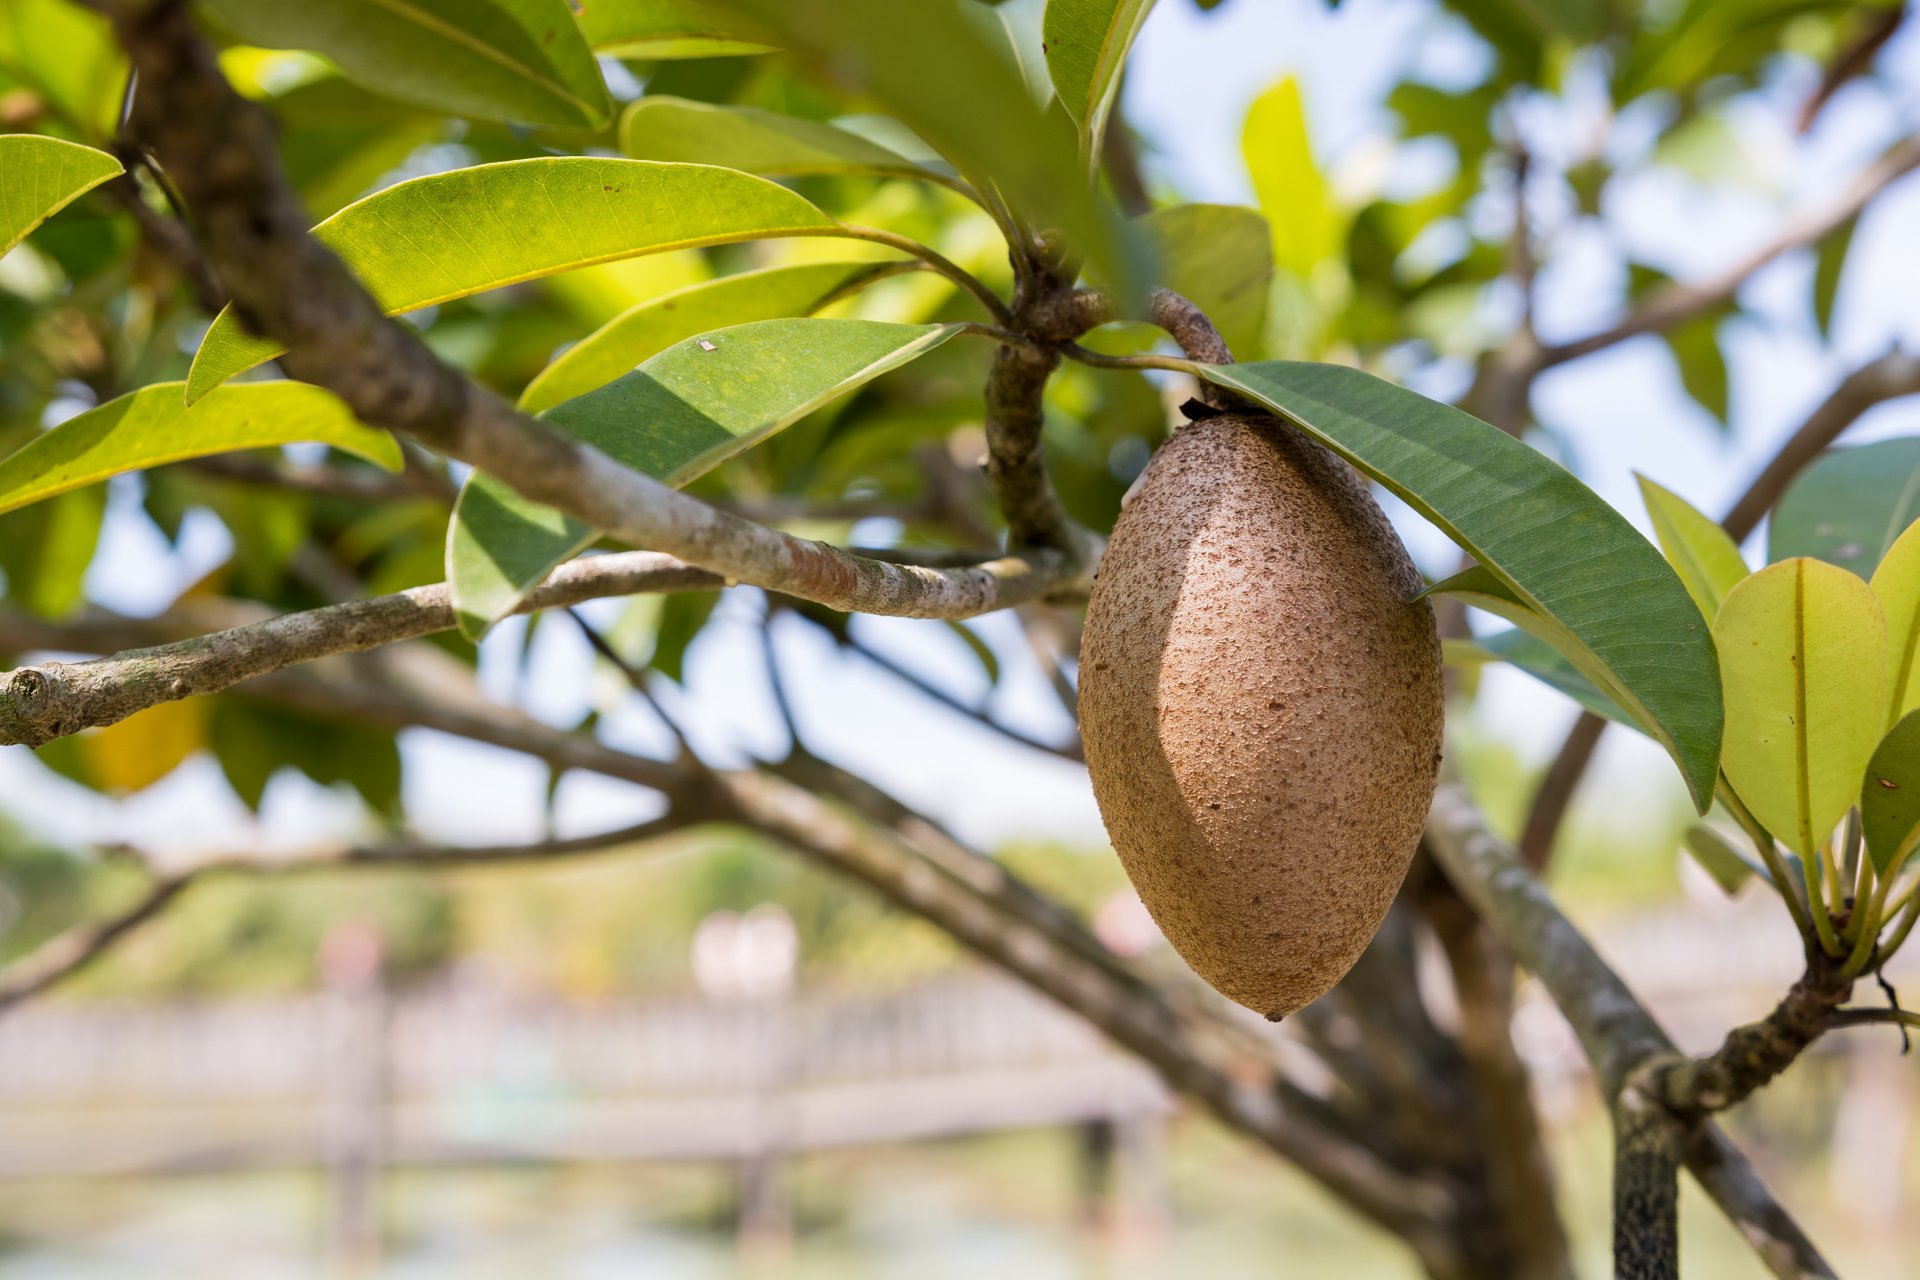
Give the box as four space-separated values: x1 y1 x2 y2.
82 698 209 795
1636 474 1748 621
1861 709 1920 875
620 97 948 186
520 260 917 413
0 383 401 518
0 135 123 259
1871 516 1920 728
1243 77 1339 282
576 0 776 57
184 158 843 401
1042 0 1159 156
202 0 612 129
1715 557 1886 858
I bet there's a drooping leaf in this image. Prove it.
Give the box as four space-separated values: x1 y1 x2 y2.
1140 204 1272 359
0 383 401 518
619 97 953 187
185 158 844 400
1198 360 1723 809
707 0 1137 292
450 318 965 637
1683 823 1767 895
1715 557 1886 858
1812 215 1855 339
201 0 612 129
575 0 776 57
1662 311 1729 425
1870 516 1920 727
1769 437 1920 577
1041 0 1159 155
210 700 403 819
1469 623 1638 728
521 260 917 413
1637 474 1748 620
0 135 122 259
1243 77 1340 283
1862 709 1920 875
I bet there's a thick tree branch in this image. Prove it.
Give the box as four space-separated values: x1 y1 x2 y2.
99 3 1088 630
1425 781 1838 1280
0 552 721 747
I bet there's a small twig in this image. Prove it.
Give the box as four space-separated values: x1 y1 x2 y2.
845 632 1083 761
0 875 191 1014
837 224 1012 326
568 608 692 759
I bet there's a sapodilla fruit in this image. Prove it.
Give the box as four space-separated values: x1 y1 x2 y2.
1079 412 1444 1020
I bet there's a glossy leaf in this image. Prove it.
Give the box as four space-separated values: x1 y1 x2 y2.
202 0 611 129
1140 204 1272 359
1715 557 1886 857
185 158 842 401
1243 77 1339 282
450 318 964 637
0 383 401 518
1042 0 1159 154
521 260 916 413
1200 360 1723 809
1870 517 1920 727
1637 474 1748 620
1769 437 1920 578
1862 709 1920 875
620 97 948 185
1683 823 1765 895
0 135 122 259
575 0 775 57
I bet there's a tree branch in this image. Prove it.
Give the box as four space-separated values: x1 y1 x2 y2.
99 3 1089 631
1537 136 1920 368
0 816 687 1013
1424 781 1838 1279
0 551 721 747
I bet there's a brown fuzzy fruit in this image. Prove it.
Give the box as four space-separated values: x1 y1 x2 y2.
1079 413 1444 1020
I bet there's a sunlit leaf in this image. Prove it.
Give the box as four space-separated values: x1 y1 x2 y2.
521 260 917 413
1637 474 1748 621
1715 557 1885 858
202 0 612 129
1870 516 1920 727
1861 709 1920 875
450 318 966 637
1199 361 1723 809
0 1 125 138
619 97 952 186
1769 437 1920 577
575 0 775 57
185 158 844 400
1243 77 1339 283
1042 0 1159 156
0 383 401 518
1140 204 1272 359
0 135 122 259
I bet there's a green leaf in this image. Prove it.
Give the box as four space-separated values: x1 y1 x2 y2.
1041 0 1159 155
1862 709 1920 875
649 590 720 683
450 318 964 637
0 1 125 138
1812 215 1854 339
0 135 122 259
1469 624 1639 729
1662 311 1729 425
1243 77 1340 283
1683 823 1767 895
1870 516 1920 727
1636 474 1749 621
575 0 776 57
1140 204 1272 359
0 383 401 518
1769 438 1920 578
201 0 611 129
708 0 1135 292
0 484 105 619
184 158 842 401
211 700 402 819
1715 557 1886 858
521 260 915 413
1198 360 1724 809
620 97 951 186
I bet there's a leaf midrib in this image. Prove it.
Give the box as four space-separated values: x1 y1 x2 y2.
1793 556 1814 857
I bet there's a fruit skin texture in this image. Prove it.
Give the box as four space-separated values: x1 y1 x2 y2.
1079 413 1444 1019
